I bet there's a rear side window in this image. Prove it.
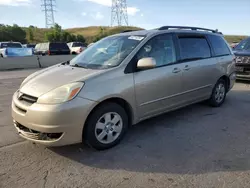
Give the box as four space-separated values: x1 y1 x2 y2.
0 43 22 48
208 35 231 56
72 42 84 47
179 37 211 60
50 43 70 50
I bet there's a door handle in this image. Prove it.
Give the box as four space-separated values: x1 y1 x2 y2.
172 67 181 73
183 65 190 71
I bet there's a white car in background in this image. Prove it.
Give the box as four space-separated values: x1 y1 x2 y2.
0 42 23 57
67 42 86 54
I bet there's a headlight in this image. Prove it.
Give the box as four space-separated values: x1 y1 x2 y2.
37 82 84 104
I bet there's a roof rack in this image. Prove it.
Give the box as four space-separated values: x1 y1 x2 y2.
158 26 222 34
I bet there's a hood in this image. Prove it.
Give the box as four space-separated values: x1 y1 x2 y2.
20 65 104 97
233 50 250 56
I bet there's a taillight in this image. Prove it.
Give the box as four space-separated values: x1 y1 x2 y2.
48 50 50 55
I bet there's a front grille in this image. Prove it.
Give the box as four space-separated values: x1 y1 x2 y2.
236 56 250 64
236 63 250 71
19 93 38 104
14 121 63 141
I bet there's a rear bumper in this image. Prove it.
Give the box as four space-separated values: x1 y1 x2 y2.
12 92 97 146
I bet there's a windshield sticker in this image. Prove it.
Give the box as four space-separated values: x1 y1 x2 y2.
128 36 144 41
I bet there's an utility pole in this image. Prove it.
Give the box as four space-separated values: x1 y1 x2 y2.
41 0 56 28
111 0 128 26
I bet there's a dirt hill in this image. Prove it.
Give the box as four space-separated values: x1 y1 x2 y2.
23 26 248 44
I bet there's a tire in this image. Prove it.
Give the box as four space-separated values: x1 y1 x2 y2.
0 54 3 58
83 102 128 150
208 79 227 107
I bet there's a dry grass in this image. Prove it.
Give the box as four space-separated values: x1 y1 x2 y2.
224 35 248 44
24 26 248 44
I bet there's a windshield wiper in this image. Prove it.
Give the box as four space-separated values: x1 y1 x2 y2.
70 63 89 69
61 60 70 65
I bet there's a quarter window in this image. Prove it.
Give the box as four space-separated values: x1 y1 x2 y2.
136 34 176 67
179 37 211 60
208 35 231 56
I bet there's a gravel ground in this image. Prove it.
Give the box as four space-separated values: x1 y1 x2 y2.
1 69 250 188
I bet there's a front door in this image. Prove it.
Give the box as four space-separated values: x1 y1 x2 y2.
133 34 183 119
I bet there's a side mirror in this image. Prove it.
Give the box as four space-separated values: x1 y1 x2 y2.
137 57 156 70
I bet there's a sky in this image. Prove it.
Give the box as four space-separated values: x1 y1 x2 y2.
0 0 249 35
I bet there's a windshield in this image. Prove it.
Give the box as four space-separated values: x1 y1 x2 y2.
70 35 145 69
234 38 250 51
50 43 69 50
0 43 22 48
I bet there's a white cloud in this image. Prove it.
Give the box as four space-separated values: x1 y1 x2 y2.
85 0 112 6
0 0 31 6
127 7 140 16
81 12 87 16
92 12 104 20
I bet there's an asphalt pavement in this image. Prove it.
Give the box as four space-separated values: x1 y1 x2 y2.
1 69 250 188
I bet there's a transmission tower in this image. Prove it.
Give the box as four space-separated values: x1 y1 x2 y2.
41 0 56 28
111 0 128 26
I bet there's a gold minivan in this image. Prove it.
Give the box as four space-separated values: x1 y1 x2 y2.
12 26 236 150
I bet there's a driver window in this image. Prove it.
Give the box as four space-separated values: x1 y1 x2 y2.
136 34 176 67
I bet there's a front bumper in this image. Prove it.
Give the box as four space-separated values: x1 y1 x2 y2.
12 91 97 146
235 62 250 81
229 72 236 90
236 73 250 81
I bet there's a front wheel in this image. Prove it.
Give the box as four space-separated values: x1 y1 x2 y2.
208 79 227 107
83 102 128 150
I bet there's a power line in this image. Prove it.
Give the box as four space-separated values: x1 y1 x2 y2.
111 0 128 26
41 0 56 28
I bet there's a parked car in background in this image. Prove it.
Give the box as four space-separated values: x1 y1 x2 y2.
233 37 250 80
12 26 235 150
24 44 36 49
23 44 36 54
67 42 86 54
87 43 94 48
34 42 70 56
230 42 239 49
0 41 23 57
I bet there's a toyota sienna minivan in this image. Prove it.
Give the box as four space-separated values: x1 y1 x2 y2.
12 26 236 150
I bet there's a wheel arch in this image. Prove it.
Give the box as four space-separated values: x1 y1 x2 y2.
219 75 230 92
83 97 135 135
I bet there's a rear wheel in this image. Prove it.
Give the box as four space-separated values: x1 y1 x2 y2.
83 102 128 150
208 79 227 107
